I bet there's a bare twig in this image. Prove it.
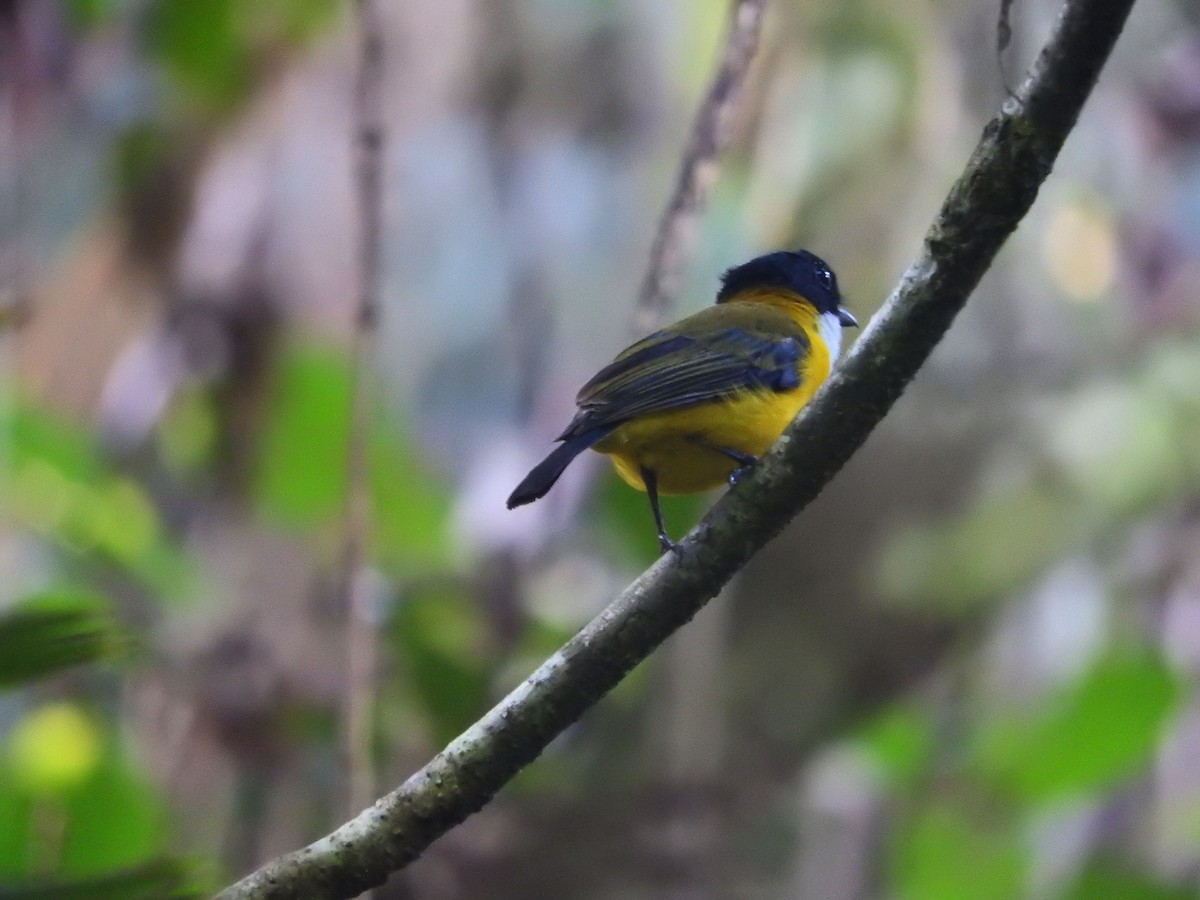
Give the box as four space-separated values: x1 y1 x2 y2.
998 0 1019 96
632 0 766 334
340 0 386 821
218 0 1136 896
630 3 766 875
0 15 32 331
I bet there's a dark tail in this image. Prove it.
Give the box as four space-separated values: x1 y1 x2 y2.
507 427 612 509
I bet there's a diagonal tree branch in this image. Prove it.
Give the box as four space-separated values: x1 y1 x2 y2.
633 0 766 333
217 0 1136 896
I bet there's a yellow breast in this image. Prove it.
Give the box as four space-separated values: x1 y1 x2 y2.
592 299 832 495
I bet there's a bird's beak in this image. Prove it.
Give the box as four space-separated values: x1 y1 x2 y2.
838 308 858 328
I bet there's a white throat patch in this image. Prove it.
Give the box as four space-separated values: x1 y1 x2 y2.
818 311 843 364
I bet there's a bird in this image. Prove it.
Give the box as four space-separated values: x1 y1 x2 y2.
507 249 858 553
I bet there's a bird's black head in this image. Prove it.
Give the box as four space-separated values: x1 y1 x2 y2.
716 250 855 325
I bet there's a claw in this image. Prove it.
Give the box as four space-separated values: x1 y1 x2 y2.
728 463 756 487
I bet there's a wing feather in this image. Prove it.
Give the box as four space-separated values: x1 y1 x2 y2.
561 315 809 437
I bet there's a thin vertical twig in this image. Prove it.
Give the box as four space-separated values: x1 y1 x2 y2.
0 11 31 331
631 6 766 884
633 0 767 334
341 0 386 822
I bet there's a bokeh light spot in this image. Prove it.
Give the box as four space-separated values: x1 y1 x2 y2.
8 703 103 795
1043 200 1117 303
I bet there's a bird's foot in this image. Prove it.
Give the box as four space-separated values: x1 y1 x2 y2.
658 534 682 555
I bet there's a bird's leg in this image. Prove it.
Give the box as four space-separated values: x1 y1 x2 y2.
696 443 760 487
640 466 679 554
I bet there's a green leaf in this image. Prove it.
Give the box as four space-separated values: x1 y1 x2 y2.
370 423 452 571
146 0 250 111
59 759 168 877
1060 860 1195 900
125 541 193 606
7 405 103 484
247 0 341 44
891 801 1023 900
254 343 351 525
392 586 492 747
0 595 123 688
0 736 169 880
0 773 35 876
0 401 188 596
256 342 451 560
85 477 162 567
0 857 206 899
975 653 1181 803
144 0 340 113
857 704 933 788
62 0 123 29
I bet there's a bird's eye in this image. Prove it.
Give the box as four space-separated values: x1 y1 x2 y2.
816 267 833 290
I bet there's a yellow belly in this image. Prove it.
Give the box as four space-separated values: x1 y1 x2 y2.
592 382 820 495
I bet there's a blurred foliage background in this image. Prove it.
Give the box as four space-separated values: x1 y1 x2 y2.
1 0 1199 897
